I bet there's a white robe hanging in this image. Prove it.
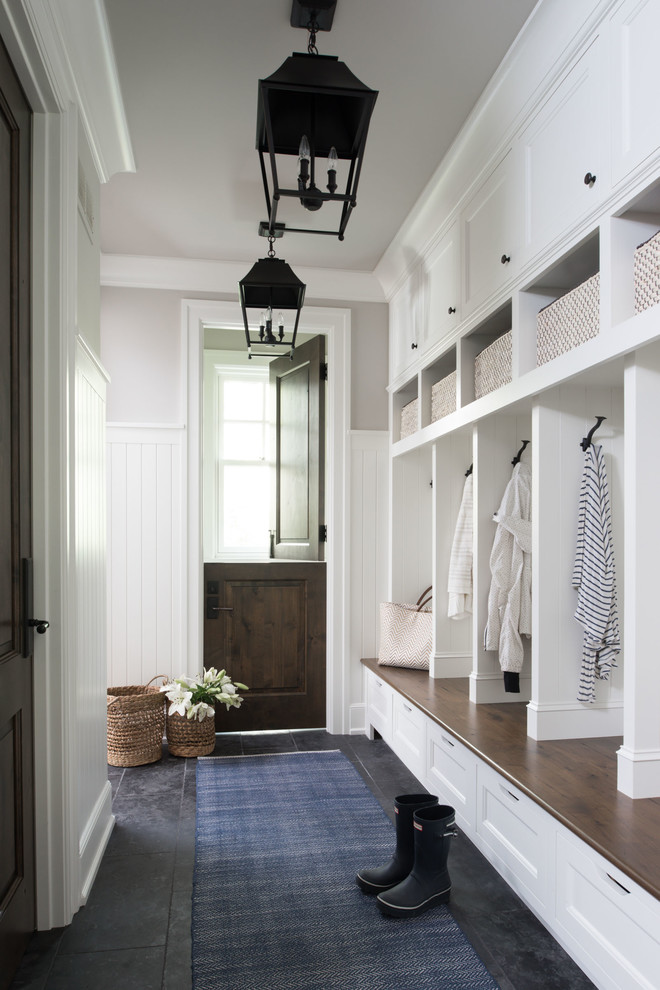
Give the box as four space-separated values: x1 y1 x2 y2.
484 461 532 673
572 443 620 703
447 473 473 620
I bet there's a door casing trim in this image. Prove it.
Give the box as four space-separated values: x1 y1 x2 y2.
182 299 352 734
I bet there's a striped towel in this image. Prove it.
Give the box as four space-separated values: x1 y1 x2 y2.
572 443 620 703
447 473 473 620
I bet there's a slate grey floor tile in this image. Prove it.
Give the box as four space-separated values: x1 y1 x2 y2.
163 893 192 990
58 853 174 954
45 947 165 990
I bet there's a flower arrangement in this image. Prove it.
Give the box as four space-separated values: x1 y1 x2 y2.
160 667 248 722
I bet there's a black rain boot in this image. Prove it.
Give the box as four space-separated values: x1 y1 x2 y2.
356 793 438 895
376 804 457 917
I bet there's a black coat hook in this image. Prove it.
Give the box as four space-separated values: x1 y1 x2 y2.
580 416 606 451
511 440 530 466
465 463 473 477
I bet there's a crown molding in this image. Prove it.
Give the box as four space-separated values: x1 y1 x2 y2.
100 253 386 304
6 0 135 181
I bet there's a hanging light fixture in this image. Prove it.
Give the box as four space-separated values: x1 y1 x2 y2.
239 235 306 360
256 0 378 241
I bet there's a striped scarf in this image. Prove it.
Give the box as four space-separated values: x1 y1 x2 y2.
572 443 620 703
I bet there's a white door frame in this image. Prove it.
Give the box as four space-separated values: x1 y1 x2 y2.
182 299 352 734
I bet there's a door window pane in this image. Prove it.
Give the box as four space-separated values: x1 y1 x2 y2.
223 421 266 461
223 379 265 421
222 464 269 548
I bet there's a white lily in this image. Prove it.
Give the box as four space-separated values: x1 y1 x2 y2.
167 688 193 717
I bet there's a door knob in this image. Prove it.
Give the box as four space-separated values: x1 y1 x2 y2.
28 618 49 634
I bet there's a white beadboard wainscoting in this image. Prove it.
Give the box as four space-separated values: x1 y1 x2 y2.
349 431 389 733
106 423 186 688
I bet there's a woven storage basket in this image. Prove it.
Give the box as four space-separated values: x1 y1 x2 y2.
400 397 418 439
431 371 457 421
537 272 600 366
166 710 216 757
107 679 165 767
634 231 660 314
474 331 512 399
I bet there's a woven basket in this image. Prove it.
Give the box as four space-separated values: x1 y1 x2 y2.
537 272 600 366
474 331 512 399
431 371 456 421
634 230 660 314
107 678 166 767
400 397 418 439
166 710 216 757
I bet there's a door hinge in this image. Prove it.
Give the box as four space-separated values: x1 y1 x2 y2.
319 524 327 543
321 362 328 381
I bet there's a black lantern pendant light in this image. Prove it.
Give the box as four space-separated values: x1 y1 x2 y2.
239 236 306 360
256 0 378 241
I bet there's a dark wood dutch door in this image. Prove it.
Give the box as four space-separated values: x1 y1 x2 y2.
0 34 35 990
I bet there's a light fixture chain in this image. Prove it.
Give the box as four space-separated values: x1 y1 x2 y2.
268 234 275 257
306 19 319 55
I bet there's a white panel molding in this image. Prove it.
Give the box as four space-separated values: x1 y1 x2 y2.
349 703 367 735
430 653 473 678
101 252 386 303
184 299 352 733
78 780 113 904
527 700 624 741
29 101 82 930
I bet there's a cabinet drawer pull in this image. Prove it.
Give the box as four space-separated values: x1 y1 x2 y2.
375 679 383 688
605 872 631 895
441 734 455 748
500 783 520 802
501 253 511 265
448 306 456 315
411 342 418 350
584 171 597 187
402 702 413 713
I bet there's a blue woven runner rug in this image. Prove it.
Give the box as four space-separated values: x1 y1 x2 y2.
192 750 499 990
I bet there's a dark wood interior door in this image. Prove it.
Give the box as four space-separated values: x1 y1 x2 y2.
270 335 325 560
204 562 326 731
0 36 35 990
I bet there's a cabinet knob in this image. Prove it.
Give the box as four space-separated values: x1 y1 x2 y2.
584 171 597 187
411 342 418 350
501 254 511 265
448 306 456 315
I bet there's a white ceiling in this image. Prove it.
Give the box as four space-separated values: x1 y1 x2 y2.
101 0 538 276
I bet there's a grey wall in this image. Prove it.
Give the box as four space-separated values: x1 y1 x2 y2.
100 286 388 430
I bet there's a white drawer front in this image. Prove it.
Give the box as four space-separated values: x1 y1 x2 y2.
391 694 426 780
476 762 551 914
555 829 660 990
366 671 393 743
425 722 476 831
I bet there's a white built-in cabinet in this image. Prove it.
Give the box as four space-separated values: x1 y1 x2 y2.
364 667 660 990
377 2 660 986
385 0 660 802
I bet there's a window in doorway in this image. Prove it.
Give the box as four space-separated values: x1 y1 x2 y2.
203 352 271 560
